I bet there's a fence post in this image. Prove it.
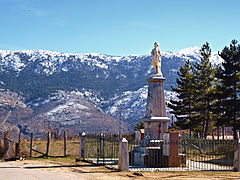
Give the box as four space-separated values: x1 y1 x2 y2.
64 131 67 156
79 132 86 159
15 131 21 159
118 138 129 171
234 139 240 171
30 133 33 157
3 131 10 159
100 133 104 158
46 132 50 156
18 131 21 144
102 133 105 164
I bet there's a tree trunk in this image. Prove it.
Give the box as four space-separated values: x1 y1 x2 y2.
204 101 210 139
233 79 237 140
212 131 216 151
201 120 205 139
222 126 225 140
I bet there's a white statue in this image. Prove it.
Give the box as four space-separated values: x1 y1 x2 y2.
151 42 162 76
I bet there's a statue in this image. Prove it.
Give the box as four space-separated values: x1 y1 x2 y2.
151 42 162 76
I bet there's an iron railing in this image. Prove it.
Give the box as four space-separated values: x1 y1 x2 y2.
84 133 237 171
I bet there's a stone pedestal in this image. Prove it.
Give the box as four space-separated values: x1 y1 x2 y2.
162 132 181 167
169 132 180 167
135 131 141 145
143 74 170 140
118 138 129 171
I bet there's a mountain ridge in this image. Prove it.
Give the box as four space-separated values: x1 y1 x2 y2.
0 47 223 133
0 47 222 75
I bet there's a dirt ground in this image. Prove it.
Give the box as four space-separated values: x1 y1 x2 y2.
0 158 240 180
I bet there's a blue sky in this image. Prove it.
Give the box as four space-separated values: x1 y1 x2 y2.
0 0 239 56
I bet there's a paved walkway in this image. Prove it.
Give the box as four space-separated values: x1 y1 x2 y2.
0 159 239 180
0 161 86 180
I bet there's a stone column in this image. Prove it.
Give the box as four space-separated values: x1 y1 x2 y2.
135 131 141 145
234 139 240 171
162 132 181 167
145 76 167 117
118 138 129 171
169 132 180 167
143 75 170 140
162 133 169 156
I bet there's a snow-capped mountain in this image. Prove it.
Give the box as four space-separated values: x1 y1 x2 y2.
163 46 200 60
0 47 221 75
0 49 147 75
101 86 178 129
0 47 223 132
163 46 222 64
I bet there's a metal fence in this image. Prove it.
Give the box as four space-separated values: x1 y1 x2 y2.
129 136 236 171
1 131 237 171
181 138 235 170
84 133 237 171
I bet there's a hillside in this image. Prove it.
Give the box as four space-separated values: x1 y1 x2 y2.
30 90 124 135
0 89 123 137
0 89 31 138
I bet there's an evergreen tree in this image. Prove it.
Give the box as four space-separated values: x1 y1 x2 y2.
218 40 240 140
134 121 144 130
168 60 199 135
212 65 228 139
193 42 216 138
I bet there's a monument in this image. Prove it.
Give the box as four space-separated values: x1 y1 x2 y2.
130 42 181 168
143 42 170 140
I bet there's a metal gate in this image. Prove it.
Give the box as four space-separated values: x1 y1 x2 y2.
84 133 120 168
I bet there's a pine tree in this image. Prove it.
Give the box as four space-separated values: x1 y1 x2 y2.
218 40 240 140
168 60 199 135
134 121 144 130
193 42 216 138
212 65 228 139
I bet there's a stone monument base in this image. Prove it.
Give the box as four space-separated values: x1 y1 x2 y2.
143 74 170 140
143 117 170 140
